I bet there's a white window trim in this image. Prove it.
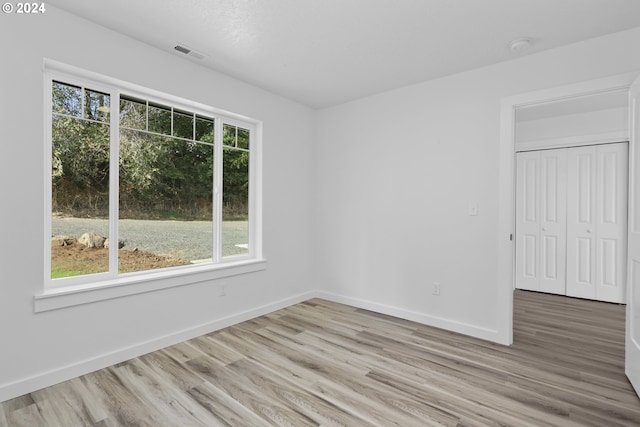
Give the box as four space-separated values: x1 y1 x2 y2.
39 59 264 311
34 259 267 312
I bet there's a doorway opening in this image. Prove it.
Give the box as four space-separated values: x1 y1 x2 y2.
496 72 637 346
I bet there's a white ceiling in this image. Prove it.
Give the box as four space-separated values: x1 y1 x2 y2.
48 0 640 109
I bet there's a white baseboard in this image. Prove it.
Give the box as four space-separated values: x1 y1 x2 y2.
1 289 503 402
315 291 502 344
0 290 316 403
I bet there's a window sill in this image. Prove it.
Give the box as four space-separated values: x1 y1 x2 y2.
34 259 267 312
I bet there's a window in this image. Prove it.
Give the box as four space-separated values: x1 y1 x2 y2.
45 64 261 297
117 95 217 273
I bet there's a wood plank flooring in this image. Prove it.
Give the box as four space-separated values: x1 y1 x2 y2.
2 290 640 426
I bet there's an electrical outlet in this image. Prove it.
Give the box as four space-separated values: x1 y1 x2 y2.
220 284 226 297
433 282 441 296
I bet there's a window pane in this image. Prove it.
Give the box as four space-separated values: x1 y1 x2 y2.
119 130 214 272
195 115 214 143
120 96 146 130
85 89 110 122
52 81 82 117
222 146 249 257
148 103 171 135
51 115 110 278
173 109 193 139
237 127 250 149
223 123 236 147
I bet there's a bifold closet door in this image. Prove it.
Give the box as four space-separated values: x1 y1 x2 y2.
515 148 567 294
566 143 628 303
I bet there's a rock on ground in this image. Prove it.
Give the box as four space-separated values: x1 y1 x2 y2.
52 235 76 246
78 232 106 249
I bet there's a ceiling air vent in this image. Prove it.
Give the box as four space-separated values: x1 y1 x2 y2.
173 44 207 60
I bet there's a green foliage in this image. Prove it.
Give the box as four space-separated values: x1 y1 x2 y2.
223 148 249 219
52 83 249 220
119 130 214 219
52 116 110 215
222 124 250 219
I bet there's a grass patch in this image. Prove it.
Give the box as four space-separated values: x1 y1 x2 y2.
51 265 91 279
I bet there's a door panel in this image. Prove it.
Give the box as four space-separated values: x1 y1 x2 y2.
540 149 567 294
516 149 567 294
567 147 597 299
626 75 640 397
542 235 557 280
595 143 628 303
601 238 617 286
523 235 537 278
578 153 593 224
632 260 640 344
516 152 541 291
577 238 592 283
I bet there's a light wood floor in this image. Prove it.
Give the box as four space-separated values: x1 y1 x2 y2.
2 290 640 426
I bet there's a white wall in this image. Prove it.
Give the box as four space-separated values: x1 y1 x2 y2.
315 27 640 342
0 7 317 401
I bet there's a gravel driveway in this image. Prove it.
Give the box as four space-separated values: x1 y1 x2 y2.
52 217 248 260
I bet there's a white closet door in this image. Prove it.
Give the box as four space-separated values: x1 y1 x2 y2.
567 143 628 302
516 151 540 291
539 149 568 294
515 149 567 294
595 143 628 302
566 146 596 299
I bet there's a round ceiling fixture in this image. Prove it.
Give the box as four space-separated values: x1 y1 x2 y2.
509 38 531 53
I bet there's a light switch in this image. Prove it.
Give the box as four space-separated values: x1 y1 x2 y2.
468 202 478 216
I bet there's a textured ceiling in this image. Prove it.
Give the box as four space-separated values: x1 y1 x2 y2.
48 0 640 108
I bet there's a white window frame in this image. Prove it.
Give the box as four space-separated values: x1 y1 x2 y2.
37 60 264 312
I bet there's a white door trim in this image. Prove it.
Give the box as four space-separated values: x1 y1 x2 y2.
497 72 637 346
